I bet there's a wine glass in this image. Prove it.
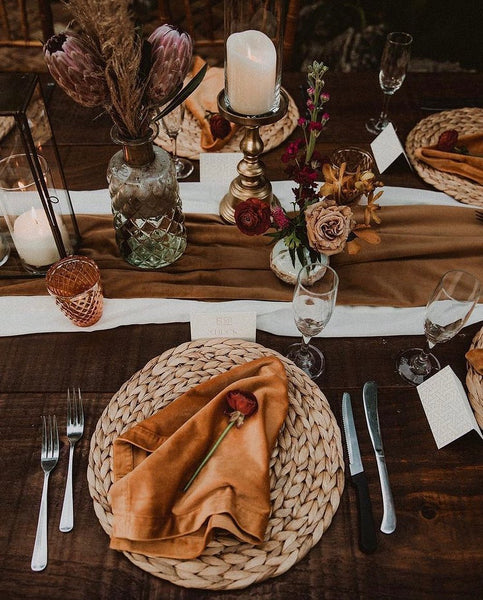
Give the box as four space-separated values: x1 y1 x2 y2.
286 263 339 379
397 270 481 385
161 104 194 180
366 31 413 136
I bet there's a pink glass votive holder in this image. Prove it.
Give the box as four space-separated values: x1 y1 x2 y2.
46 255 103 327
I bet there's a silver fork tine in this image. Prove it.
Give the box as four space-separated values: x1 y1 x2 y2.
31 415 59 572
59 388 85 532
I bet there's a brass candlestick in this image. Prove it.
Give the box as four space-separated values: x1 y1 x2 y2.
217 89 288 224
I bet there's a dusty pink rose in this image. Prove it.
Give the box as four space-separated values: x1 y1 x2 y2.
305 201 353 256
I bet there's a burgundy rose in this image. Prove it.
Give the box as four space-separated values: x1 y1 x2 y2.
235 198 271 236
436 129 458 152
183 389 258 492
209 113 231 140
225 390 258 418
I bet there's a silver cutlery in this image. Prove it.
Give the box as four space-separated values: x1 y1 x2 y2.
475 210 483 223
31 415 59 572
342 392 377 553
59 388 84 532
363 381 396 534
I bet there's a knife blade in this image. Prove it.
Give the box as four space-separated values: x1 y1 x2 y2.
341 392 377 553
363 381 396 534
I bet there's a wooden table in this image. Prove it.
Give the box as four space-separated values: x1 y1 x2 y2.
0 71 482 600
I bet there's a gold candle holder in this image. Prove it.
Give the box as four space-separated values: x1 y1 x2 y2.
217 89 288 224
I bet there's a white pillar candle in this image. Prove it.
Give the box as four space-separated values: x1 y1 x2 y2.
13 208 71 268
226 30 277 115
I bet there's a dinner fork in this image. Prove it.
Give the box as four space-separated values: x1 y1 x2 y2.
475 210 483 223
31 415 59 572
59 388 84 532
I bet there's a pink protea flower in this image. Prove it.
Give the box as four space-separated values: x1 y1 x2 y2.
147 25 193 105
43 32 108 108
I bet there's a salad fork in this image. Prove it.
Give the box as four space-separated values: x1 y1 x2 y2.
59 388 84 532
31 415 59 572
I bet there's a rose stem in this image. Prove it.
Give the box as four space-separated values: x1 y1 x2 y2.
183 420 236 492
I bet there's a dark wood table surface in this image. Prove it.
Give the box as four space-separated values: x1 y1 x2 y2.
0 71 482 600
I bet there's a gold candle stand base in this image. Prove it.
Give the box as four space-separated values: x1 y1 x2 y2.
217 90 289 224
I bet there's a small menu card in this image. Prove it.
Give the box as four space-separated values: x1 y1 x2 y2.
417 365 483 449
190 311 257 342
370 123 412 173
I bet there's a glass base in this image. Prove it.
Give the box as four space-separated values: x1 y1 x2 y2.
286 342 325 379
174 157 194 180
365 117 394 136
396 348 441 385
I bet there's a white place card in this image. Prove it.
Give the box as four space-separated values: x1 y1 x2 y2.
190 311 256 342
370 123 412 174
417 365 483 449
199 152 242 187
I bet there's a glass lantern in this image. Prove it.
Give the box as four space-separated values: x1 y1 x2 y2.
0 73 80 276
223 0 285 117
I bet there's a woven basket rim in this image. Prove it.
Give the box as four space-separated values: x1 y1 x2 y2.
466 326 483 429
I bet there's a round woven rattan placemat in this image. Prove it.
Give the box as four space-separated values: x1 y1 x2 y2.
155 91 299 161
405 108 483 206
87 338 344 590
466 327 483 429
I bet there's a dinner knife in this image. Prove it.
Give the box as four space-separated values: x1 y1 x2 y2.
341 392 377 554
363 381 396 534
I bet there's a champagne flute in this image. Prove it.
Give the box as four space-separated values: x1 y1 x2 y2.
286 263 339 379
397 270 481 385
366 31 413 135
161 104 194 180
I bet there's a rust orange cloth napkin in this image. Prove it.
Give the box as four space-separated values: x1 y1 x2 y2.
466 348 483 375
109 356 289 559
415 133 483 185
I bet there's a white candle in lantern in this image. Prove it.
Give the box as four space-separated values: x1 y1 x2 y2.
226 30 277 115
13 208 71 268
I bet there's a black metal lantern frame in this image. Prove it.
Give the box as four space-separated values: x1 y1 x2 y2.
0 73 80 277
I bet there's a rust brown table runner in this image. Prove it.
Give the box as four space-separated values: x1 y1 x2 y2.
1 205 482 307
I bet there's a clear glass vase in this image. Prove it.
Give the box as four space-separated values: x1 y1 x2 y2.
270 238 329 285
108 124 187 269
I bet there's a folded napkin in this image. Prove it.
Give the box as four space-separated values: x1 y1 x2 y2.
415 133 483 185
466 348 483 375
185 56 238 152
109 355 289 559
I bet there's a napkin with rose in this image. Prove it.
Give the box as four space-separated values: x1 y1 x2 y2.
415 129 483 186
234 61 383 263
109 356 288 559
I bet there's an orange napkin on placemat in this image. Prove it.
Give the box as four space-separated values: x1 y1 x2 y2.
466 348 483 375
109 356 289 559
415 133 483 185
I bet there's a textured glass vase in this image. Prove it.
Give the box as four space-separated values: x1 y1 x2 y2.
108 125 187 269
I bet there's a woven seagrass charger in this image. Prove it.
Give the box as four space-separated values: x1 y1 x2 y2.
87 338 345 590
155 91 299 161
466 326 483 429
405 107 483 206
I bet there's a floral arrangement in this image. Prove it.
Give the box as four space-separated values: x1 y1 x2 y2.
42 0 205 140
183 390 258 492
234 60 383 265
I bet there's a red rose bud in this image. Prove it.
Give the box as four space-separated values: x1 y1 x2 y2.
209 113 231 140
436 129 458 152
234 197 272 236
183 389 258 492
226 389 258 420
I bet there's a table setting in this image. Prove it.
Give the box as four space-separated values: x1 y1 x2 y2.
0 1 482 599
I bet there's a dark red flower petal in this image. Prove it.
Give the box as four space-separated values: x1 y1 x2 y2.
226 390 258 417
436 129 458 152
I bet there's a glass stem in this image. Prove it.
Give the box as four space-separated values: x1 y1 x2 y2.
410 340 434 375
300 335 312 354
378 92 392 123
172 134 179 161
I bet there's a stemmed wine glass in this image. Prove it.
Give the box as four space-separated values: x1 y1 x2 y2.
366 31 413 135
161 104 194 180
397 270 481 385
286 263 339 379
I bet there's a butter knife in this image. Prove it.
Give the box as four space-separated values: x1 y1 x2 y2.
363 381 396 534
342 392 377 553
